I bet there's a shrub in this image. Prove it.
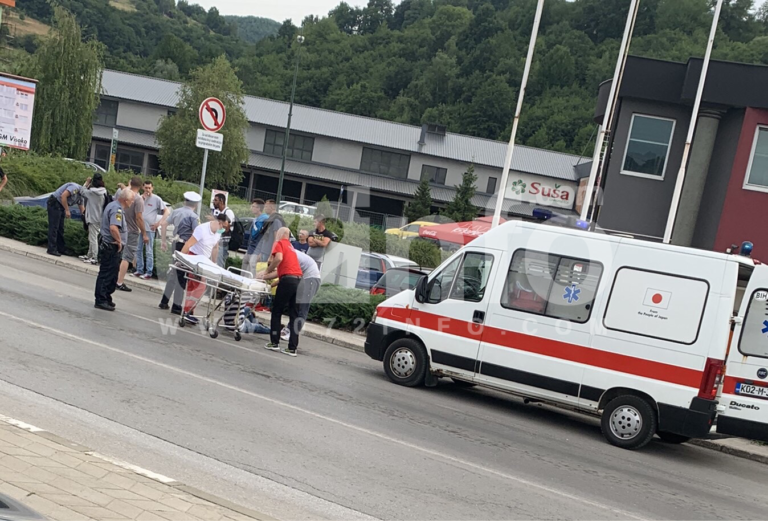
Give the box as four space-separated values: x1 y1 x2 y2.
307 284 386 331
409 239 442 268
0 204 88 256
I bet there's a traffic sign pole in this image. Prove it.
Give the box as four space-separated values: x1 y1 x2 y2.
198 148 209 216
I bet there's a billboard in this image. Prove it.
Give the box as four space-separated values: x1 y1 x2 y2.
0 73 36 151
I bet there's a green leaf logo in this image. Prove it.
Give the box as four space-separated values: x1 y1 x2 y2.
511 180 527 195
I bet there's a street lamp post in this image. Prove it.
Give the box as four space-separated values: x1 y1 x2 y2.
276 33 305 205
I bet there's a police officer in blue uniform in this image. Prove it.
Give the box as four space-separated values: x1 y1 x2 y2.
94 189 135 311
159 191 201 314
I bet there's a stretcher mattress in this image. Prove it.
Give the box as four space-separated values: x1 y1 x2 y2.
173 252 271 293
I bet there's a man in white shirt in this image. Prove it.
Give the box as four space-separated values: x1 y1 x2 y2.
180 213 230 324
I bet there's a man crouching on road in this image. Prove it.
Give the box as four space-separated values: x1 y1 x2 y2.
94 189 135 311
259 227 303 357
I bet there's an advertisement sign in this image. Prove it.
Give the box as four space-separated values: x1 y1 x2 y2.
0 73 36 151
505 172 577 209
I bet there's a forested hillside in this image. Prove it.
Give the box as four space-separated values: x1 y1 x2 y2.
225 15 280 43
10 0 768 154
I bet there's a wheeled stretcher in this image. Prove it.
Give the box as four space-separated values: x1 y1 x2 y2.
170 252 271 341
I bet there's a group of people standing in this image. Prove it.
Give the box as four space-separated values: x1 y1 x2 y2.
44 176 335 358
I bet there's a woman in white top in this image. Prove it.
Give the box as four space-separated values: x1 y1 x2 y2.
182 213 230 260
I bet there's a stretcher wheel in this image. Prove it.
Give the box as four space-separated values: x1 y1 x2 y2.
178 317 186 328
209 328 219 339
234 331 242 342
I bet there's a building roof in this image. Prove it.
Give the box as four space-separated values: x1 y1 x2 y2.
101 69 586 181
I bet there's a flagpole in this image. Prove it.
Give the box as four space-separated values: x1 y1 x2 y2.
663 0 724 244
580 0 639 223
491 0 545 228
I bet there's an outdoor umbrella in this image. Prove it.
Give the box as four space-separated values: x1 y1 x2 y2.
418 216 507 246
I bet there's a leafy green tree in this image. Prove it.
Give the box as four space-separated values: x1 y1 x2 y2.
442 164 477 222
151 59 181 80
330 2 363 34
538 45 576 87
224 16 280 43
315 195 335 219
152 34 197 75
156 56 249 187
656 0 709 35
405 176 433 222
30 7 103 159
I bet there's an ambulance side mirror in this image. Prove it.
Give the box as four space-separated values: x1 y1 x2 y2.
415 275 428 304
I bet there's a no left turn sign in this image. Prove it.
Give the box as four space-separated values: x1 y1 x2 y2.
199 97 226 132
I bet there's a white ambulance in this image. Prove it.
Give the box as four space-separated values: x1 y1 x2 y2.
365 221 768 449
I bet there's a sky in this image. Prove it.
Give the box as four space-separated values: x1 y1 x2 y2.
192 0 375 22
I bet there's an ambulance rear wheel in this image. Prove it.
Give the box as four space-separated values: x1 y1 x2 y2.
657 432 690 444
601 395 657 450
383 339 428 387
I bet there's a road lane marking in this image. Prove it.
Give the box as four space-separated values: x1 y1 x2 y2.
0 310 645 520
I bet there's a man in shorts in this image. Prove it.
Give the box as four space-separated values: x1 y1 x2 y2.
114 176 147 292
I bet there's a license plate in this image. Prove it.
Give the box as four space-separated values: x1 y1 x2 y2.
735 383 768 400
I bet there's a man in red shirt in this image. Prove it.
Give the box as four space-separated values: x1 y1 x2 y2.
262 227 303 356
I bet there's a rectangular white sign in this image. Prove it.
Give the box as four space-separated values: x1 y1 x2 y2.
504 172 577 209
0 73 36 151
196 129 223 152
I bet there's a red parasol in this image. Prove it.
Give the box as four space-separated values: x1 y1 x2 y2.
418 216 506 246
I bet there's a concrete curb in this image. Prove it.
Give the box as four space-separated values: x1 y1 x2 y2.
0 415 276 521
0 239 367 353
691 438 768 466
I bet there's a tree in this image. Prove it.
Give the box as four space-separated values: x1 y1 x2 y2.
315 195 335 219
406 176 433 222
151 59 181 80
156 56 249 187
152 34 198 75
442 164 477 222
30 7 103 159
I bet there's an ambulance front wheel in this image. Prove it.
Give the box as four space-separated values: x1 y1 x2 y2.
383 338 428 387
601 395 657 450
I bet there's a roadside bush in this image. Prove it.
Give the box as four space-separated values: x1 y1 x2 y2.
307 284 386 331
0 204 88 256
409 238 442 268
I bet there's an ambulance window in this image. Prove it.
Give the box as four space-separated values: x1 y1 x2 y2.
738 289 768 359
502 250 602 323
449 252 494 303
603 268 709 345
427 255 462 303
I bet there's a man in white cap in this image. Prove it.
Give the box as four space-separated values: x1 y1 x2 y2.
158 191 201 314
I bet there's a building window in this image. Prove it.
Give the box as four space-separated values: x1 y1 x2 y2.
744 126 768 191
486 177 497 194
263 129 314 161
621 114 675 179
502 249 603 323
115 148 145 173
421 165 447 185
94 144 110 169
94 99 118 127
147 154 162 176
361 147 410 178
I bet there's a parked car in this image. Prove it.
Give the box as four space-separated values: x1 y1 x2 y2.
370 266 432 297
14 193 83 220
356 252 417 290
279 202 317 218
64 158 107 174
385 220 440 239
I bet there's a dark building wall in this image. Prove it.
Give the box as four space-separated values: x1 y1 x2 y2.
597 98 691 238
691 109 745 251
714 108 768 258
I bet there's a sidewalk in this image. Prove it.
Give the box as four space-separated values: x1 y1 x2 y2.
691 437 768 465
0 416 274 521
0 236 365 352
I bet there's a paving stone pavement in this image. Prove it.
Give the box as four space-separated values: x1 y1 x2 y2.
0 419 275 521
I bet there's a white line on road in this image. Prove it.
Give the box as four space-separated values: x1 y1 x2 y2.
0 310 646 520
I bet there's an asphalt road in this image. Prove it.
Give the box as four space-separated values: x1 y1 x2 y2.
1 249 767 521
